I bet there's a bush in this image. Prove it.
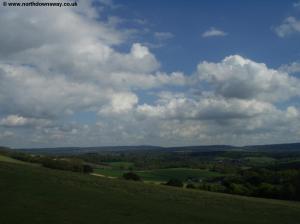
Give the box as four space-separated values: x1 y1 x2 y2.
123 172 141 181
83 164 94 173
228 183 250 195
165 178 183 187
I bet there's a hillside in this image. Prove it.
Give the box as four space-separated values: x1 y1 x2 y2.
0 161 299 224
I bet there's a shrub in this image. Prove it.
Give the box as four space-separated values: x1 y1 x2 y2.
83 164 94 173
165 178 183 187
123 172 141 181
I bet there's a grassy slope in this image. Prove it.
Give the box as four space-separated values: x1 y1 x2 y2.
0 154 34 165
0 162 300 224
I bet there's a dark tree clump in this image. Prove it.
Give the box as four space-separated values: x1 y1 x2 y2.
165 178 183 187
123 172 141 181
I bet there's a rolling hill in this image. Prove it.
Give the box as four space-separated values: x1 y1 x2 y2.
0 159 299 224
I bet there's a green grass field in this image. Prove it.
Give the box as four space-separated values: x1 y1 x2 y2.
1 161 299 224
94 167 124 177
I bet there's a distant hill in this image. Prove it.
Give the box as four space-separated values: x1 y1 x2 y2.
15 145 238 155
9 142 300 155
18 145 164 155
0 146 10 151
168 145 237 152
243 143 300 152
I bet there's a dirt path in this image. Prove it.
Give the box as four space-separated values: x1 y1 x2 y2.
91 173 116 179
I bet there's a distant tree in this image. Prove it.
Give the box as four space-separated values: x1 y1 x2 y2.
228 183 250 195
256 183 279 198
165 179 183 187
40 157 93 174
123 172 141 181
83 164 94 173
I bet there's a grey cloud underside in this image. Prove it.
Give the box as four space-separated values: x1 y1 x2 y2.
0 1 300 147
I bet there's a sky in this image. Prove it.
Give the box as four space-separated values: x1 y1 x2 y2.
0 0 300 148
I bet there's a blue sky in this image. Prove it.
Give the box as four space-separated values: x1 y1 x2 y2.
0 0 300 148
110 0 300 72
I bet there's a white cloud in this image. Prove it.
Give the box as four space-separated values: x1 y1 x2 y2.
131 43 152 58
274 17 300 37
132 54 300 146
0 115 28 127
202 27 227 38
0 2 300 147
197 55 300 102
98 92 138 115
0 5 185 119
107 71 186 89
0 4 124 57
0 63 115 118
0 115 51 128
136 99 300 146
279 61 300 74
137 96 275 120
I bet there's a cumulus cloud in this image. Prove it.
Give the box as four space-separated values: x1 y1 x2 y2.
0 115 51 128
197 55 300 102
0 5 124 56
132 54 300 145
274 17 300 37
0 2 300 147
0 3 185 118
202 27 227 38
0 63 115 118
143 99 300 146
0 115 28 127
279 61 300 74
137 96 275 121
98 92 138 115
